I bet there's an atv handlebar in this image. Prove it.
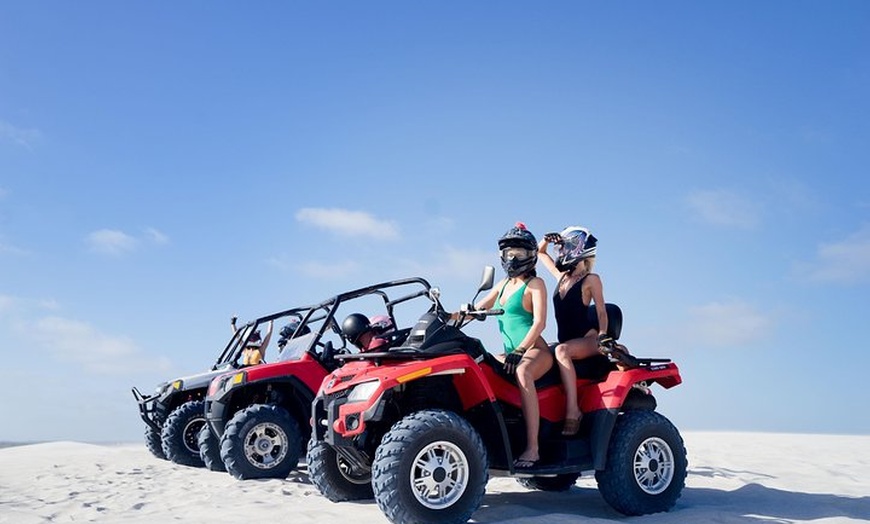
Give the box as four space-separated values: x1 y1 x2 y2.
453 306 503 327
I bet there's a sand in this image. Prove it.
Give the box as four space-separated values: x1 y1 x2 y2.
1 432 868 523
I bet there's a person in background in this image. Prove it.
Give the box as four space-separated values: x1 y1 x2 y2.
231 315 274 366
341 313 395 352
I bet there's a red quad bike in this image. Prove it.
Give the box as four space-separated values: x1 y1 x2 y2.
131 312 289 467
308 267 687 524
203 277 436 480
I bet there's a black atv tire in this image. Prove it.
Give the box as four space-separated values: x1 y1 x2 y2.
517 473 580 492
197 424 225 472
372 410 488 524
307 439 374 502
144 426 166 460
595 410 687 516
161 400 206 467
220 404 302 480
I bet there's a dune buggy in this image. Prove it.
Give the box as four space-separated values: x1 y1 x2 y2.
131 307 303 467
202 276 437 480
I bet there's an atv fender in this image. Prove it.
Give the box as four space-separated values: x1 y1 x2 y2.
588 408 619 471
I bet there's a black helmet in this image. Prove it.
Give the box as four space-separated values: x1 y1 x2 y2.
277 317 310 348
498 222 537 278
554 226 597 272
245 330 262 348
341 313 371 346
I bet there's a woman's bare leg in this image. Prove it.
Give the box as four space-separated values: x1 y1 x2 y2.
554 336 600 420
515 347 553 462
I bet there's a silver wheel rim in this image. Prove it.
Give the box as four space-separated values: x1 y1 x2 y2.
183 417 205 454
244 422 288 470
410 440 469 510
633 437 674 495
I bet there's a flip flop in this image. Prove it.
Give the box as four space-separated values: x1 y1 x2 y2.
561 417 581 436
514 458 539 469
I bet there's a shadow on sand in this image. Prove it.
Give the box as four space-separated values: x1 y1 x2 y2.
472 483 870 523
291 462 868 523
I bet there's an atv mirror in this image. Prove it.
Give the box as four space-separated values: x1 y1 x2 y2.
429 287 441 302
478 266 495 293
469 266 495 306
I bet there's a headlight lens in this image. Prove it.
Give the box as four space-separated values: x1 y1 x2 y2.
347 380 380 403
172 380 183 390
227 372 245 391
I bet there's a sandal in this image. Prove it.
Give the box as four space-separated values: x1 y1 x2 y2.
514 457 539 470
561 417 581 436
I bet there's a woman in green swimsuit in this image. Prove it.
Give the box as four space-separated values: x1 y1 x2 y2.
471 222 553 469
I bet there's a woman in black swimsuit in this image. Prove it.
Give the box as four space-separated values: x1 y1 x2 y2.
537 226 608 436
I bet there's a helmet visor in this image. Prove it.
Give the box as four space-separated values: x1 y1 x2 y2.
555 230 587 260
500 246 535 262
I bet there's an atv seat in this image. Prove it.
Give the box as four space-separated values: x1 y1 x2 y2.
482 303 624 388
592 303 622 340
482 351 615 389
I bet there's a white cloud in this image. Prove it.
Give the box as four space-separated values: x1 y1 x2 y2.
86 227 170 255
30 315 169 375
686 189 760 229
0 120 41 149
144 227 169 245
800 225 870 284
686 300 771 347
1 295 167 375
295 208 400 240
87 229 138 255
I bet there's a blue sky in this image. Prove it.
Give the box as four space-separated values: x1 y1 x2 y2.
1 2 868 442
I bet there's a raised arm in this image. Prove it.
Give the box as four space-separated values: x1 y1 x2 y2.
537 236 562 280
260 320 274 351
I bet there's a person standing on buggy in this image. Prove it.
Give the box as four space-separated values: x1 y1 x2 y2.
231 315 274 366
469 222 552 469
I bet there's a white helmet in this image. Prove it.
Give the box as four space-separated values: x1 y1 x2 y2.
554 226 597 272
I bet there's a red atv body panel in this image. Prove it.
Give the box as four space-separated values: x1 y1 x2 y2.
318 353 681 438
240 352 330 393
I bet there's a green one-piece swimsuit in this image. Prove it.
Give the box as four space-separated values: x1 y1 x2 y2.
496 280 533 355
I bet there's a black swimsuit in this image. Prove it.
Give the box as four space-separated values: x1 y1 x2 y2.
553 274 594 343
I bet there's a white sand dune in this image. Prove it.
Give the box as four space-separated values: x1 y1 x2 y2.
1 432 868 523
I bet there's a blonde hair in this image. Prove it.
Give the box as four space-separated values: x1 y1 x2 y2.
581 257 595 274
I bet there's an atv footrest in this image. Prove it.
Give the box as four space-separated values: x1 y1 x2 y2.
514 436 594 475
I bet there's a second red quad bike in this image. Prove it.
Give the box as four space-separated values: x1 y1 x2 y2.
308 267 687 524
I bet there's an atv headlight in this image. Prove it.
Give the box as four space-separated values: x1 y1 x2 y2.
172 380 183 391
226 372 246 391
347 380 380 403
